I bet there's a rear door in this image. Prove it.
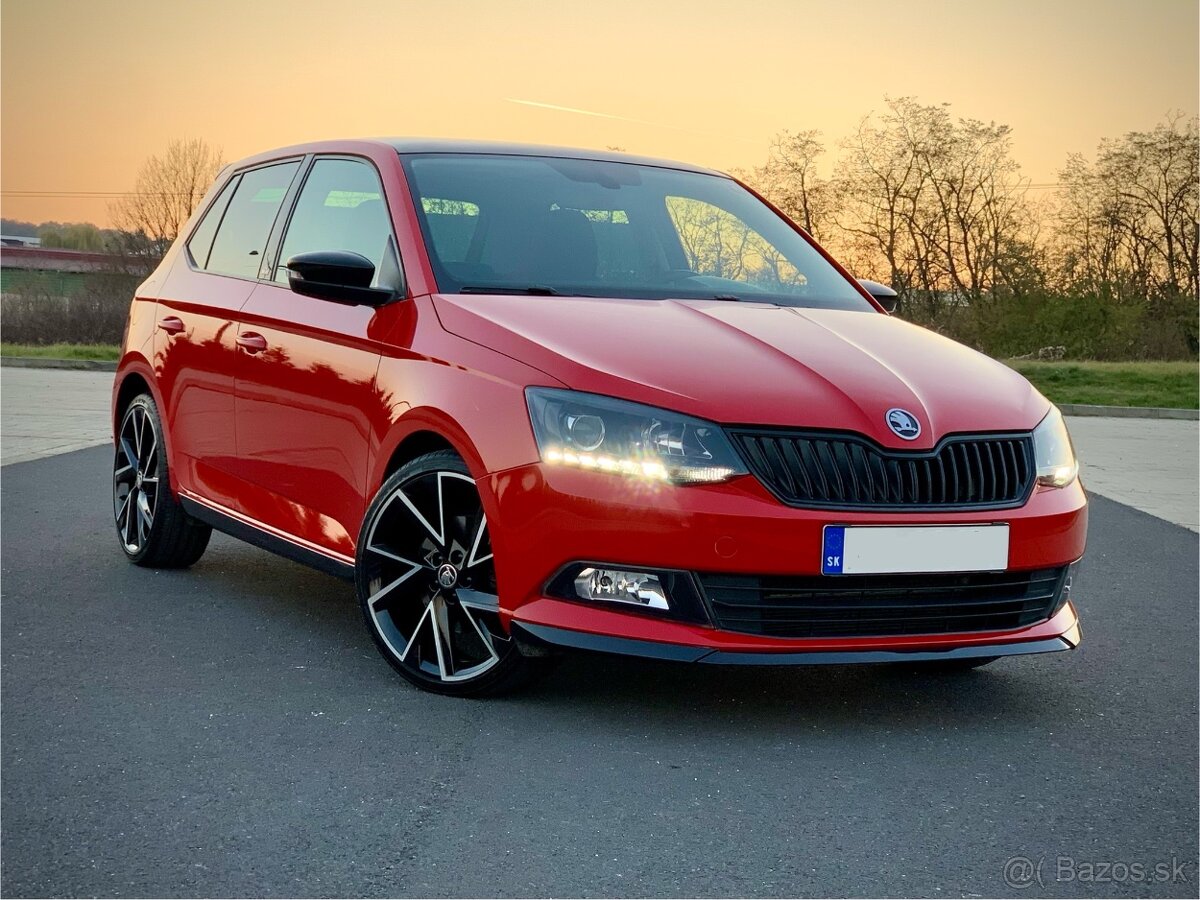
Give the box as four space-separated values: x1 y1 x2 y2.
155 159 301 506
233 155 402 559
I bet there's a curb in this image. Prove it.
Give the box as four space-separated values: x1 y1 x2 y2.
1 356 117 372
1059 403 1198 421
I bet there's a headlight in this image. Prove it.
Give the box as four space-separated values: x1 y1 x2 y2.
526 388 748 484
1033 406 1078 488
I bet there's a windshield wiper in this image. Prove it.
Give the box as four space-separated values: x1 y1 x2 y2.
459 284 559 296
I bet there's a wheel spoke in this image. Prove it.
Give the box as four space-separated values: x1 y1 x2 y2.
137 492 153 541
465 514 492 568
133 408 145 459
115 491 131 528
430 596 452 679
460 605 500 661
142 430 158 474
119 437 139 472
395 486 445 547
399 601 435 662
367 543 430 570
456 588 500 612
124 488 138 545
368 562 424 611
114 463 135 484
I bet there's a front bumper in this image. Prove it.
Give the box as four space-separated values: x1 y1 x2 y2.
514 605 1081 664
484 463 1087 662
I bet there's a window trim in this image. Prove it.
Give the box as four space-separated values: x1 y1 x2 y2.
264 153 405 297
185 173 240 270
182 155 306 284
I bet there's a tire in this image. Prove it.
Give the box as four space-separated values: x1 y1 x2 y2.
112 393 211 568
355 450 545 697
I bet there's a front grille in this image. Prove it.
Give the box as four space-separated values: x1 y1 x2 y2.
728 429 1035 510
699 568 1067 639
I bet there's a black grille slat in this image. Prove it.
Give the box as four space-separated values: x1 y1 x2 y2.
779 438 814 500
729 429 1035 510
853 443 876 502
701 568 1066 639
987 442 1003 502
765 437 798 498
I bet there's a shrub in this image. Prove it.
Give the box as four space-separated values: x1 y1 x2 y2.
0 271 139 345
902 290 1198 361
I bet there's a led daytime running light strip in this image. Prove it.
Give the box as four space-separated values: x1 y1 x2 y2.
544 447 670 480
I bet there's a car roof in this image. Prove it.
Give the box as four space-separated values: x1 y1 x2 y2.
226 138 728 178
384 138 727 176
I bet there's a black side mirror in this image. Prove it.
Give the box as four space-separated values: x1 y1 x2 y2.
856 278 898 313
286 250 397 306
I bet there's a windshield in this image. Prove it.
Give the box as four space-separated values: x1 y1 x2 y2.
400 153 873 311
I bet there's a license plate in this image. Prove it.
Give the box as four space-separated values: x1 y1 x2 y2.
821 524 1009 575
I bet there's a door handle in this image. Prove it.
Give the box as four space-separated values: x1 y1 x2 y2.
236 332 269 354
158 316 185 335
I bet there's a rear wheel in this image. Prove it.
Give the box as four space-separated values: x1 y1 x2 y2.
112 394 211 567
356 450 543 696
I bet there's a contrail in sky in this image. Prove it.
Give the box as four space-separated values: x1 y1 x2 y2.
504 98 758 144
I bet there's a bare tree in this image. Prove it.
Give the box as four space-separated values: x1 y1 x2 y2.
109 138 224 254
827 98 1031 318
1054 114 1199 300
739 130 831 238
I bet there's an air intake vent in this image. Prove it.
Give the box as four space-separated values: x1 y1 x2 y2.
700 568 1067 639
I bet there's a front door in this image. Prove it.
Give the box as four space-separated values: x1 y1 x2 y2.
234 156 401 559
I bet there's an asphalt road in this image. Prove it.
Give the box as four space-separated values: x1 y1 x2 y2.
2 446 1197 898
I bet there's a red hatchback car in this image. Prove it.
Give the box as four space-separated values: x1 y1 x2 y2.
112 139 1085 695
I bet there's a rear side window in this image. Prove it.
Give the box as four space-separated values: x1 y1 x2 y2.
186 176 237 269
274 158 394 286
205 161 300 279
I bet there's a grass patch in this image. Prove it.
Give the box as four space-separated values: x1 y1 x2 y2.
1 342 120 361
1006 360 1198 409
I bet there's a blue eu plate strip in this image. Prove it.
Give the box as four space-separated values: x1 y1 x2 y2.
822 525 846 575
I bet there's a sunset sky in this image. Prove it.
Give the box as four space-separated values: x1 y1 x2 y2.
2 0 1197 227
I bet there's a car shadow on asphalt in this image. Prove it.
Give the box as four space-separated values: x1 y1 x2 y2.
177 535 1080 734
515 649 1070 729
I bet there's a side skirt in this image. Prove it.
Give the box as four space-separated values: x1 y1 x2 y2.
180 496 355 581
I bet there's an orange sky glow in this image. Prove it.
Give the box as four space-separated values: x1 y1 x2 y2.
2 0 1197 227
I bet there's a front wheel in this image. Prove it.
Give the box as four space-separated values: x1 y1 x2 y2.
355 450 543 696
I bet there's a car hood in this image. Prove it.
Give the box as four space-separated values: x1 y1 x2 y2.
432 294 1049 449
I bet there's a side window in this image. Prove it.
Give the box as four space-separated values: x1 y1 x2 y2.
275 158 394 286
206 161 300 279
665 196 806 291
186 175 238 269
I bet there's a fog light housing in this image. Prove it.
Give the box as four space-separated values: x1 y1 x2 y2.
574 567 669 610
1053 560 1081 614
